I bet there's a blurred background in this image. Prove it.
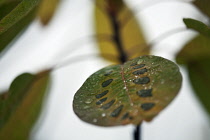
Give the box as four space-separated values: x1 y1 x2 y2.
0 0 210 139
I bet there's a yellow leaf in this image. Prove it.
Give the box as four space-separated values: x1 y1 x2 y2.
94 0 149 63
37 0 60 25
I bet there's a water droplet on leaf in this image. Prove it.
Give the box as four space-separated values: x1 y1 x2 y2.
85 98 93 104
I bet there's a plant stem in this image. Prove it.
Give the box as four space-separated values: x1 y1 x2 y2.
134 125 141 140
108 5 128 63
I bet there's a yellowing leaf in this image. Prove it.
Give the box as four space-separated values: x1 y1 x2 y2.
0 73 35 129
0 70 50 140
193 0 210 17
73 55 182 126
37 0 60 25
94 0 149 63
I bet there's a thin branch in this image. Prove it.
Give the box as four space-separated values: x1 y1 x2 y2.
148 27 187 46
51 53 117 71
126 27 187 57
51 33 113 65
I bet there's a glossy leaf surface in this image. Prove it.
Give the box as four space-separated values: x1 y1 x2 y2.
0 70 50 139
183 18 210 37
176 34 210 115
94 0 149 63
193 0 210 17
0 0 39 54
73 55 182 126
38 0 60 25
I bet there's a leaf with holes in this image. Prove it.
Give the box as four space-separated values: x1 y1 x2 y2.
94 0 149 63
193 0 210 17
73 55 182 126
183 18 210 37
0 70 50 139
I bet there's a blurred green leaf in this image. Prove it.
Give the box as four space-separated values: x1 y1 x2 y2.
0 0 40 55
176 35 210 64
0 0 40 34
0 91 9 100
0 0 22 20
94 0 149 63
176 34 210 116
0 7 37 55
73 55 182 126
0 70 51 140
37 0 60 25
0 73 35 129
188 59 210 115
183 18 210 37
193 0 210 17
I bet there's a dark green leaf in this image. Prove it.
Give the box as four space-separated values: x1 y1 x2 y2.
176 35 210 64
0 6 36 54
0 0 22 20
176 34 210 116
0 70 50 139
188 59 210 115
73 55 182 126
0 0 40 34
183 18 210 37
0 0 39 54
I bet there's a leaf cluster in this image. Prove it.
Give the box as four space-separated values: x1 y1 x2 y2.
0 0 210 139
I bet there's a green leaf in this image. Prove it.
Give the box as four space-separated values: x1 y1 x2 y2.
188 59 210 115
0 70 50 140
0 0 22 20
37 0 60 25
94 0 149 63
0 73 35 129
176 34 210 116
0 0 39 54
73 55 182 126
176 35 210 64
183 18 210 37
193 0 210 17
0 0 40 34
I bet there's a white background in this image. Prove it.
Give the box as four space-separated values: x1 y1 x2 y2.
0 0 210 140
